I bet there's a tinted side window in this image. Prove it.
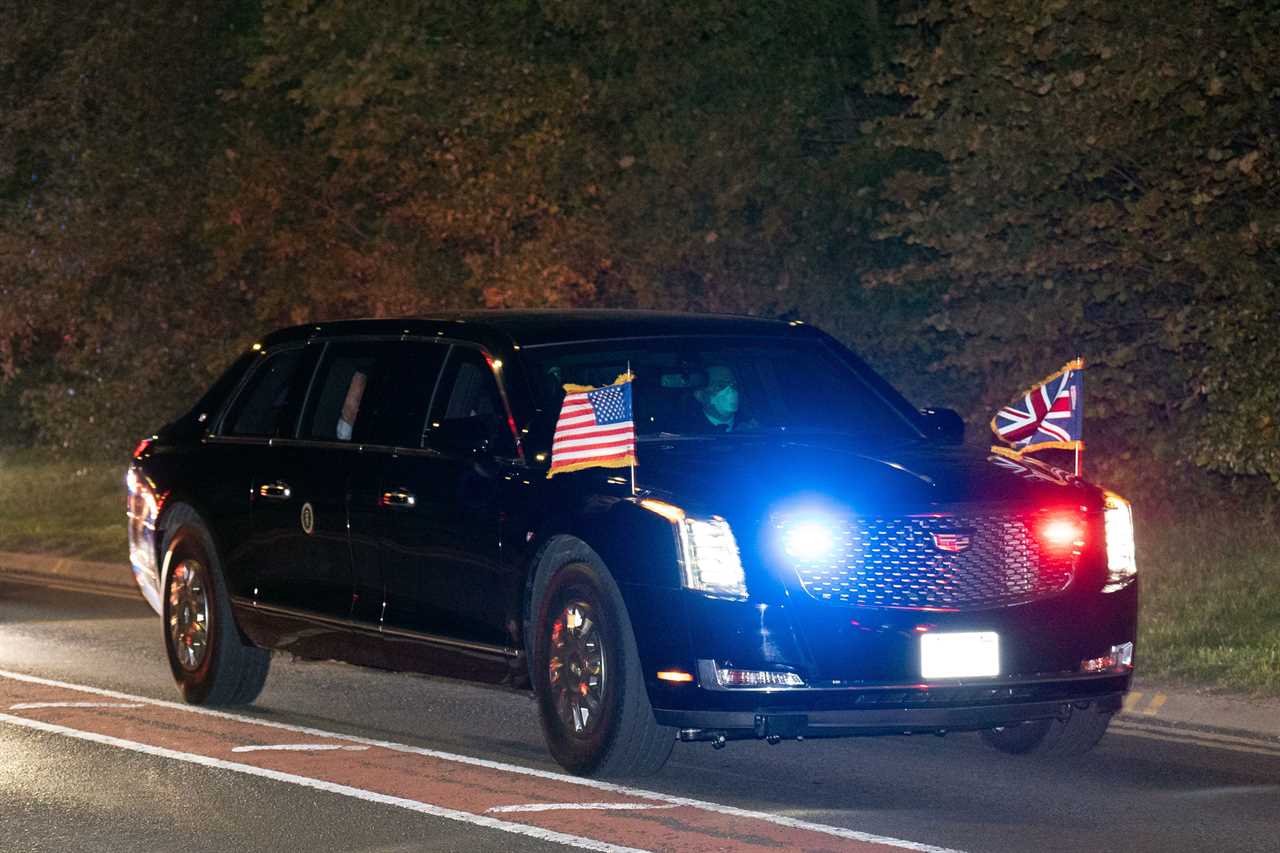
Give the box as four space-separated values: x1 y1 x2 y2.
378 341 448 447
428 347 516 456
303 342 391 444
223 348 306 437
302 340 446 447
368 338 448 445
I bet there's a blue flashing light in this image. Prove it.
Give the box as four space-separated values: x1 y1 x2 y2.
783 521 836 561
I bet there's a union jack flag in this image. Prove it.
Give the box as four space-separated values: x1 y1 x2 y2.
546 373 637 478
991 359 1084 455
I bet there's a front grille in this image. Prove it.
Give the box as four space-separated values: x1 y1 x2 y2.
782 513 1077 610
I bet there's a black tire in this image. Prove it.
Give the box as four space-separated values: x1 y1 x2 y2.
161 504 270 706
529 537 675 777
981 704 1112 757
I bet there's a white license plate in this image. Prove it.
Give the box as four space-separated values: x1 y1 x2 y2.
920 632 1000 679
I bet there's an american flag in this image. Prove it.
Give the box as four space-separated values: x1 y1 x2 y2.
546 374 637 478
991 359 1084 454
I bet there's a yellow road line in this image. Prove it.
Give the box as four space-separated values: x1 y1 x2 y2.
1111 721 1280 758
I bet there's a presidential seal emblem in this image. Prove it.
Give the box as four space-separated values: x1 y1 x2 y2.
300 502 315 535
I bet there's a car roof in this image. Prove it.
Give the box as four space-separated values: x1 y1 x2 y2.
260 310 811 350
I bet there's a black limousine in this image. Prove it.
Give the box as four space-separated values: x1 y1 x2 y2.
127 311 1137 776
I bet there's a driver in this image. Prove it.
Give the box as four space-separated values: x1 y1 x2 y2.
686 364 744 433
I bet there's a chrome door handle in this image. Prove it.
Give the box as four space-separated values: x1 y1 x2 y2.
258 481 291 500
380 488 416 508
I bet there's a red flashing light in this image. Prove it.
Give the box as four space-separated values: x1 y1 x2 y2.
1039 513 1086 551
132 437 154 460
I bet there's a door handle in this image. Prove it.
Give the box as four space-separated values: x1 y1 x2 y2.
380 488 416 508
258 481 292 500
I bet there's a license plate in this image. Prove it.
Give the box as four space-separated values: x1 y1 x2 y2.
920 632 1000 679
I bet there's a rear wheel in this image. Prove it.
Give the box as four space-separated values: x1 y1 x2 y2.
530 539 674 777
981 704 1112 757
161 505 270 705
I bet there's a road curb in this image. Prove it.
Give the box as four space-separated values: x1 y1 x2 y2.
0 550 137 594
3 550 1278 749
1118 681 1280 745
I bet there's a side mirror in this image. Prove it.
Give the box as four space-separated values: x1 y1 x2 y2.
919 407 965 446
429 415 496 456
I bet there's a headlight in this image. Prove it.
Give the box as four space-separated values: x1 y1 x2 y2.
641 499 747 598
1103 491 1137 592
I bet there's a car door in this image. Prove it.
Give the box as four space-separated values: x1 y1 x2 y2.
336 338 449 626
215 343 314 603
237 340 362 620
376 344 516 650
250 339 404 622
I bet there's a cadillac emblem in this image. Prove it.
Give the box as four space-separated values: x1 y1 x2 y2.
931 531 971 553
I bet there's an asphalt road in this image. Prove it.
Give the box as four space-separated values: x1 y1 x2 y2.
1 579 1277 853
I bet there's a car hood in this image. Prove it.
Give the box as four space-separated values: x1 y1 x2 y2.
631 435 1099 522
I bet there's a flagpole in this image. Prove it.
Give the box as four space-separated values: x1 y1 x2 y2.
627 360 636 496
1075 355 1084 478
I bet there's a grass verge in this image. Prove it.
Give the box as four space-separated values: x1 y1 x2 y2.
1 449 1277 696
0 449 127 563
1136 508 1280 696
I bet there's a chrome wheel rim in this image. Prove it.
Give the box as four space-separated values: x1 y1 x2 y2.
548 598 606 738
168 559 210 671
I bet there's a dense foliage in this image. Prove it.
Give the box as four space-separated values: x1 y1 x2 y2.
867 0 1280 493
2 1 1277 499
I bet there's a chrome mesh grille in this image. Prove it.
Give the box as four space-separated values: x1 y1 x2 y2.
782 514 1076 610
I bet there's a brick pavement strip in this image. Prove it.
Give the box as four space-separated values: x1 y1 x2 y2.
0 669 957 853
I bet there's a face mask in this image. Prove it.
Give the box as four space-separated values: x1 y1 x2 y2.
710 385 739 415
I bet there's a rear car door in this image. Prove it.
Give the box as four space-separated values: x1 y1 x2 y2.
251 339 404 622
215 344 314 601
237 339 363 620
377 344 516 650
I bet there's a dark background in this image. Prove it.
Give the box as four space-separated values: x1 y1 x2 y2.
3 0 1278 511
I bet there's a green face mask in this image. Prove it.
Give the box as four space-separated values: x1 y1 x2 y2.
710 385 739 416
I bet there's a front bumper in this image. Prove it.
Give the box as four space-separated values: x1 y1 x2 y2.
653 675 1127 739
623 578 1137 737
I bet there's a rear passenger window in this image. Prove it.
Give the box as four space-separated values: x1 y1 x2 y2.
428 347 516 457
303 341 446 447
223 348 306 438
303 342 391 444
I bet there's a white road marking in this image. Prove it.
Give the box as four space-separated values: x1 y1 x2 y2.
231 743 369 753
488 803 680 814
0 668 962 853
9 702 144 710
0 711 649 853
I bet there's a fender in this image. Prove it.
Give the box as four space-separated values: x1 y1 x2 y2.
512 487 690 692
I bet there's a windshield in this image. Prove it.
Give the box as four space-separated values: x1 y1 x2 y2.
522 336 923 443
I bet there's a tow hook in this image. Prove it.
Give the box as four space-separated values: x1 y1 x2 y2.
678 728 729 749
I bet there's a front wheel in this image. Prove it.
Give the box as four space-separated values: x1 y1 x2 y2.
981 703 1112 757
530 540 674 777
